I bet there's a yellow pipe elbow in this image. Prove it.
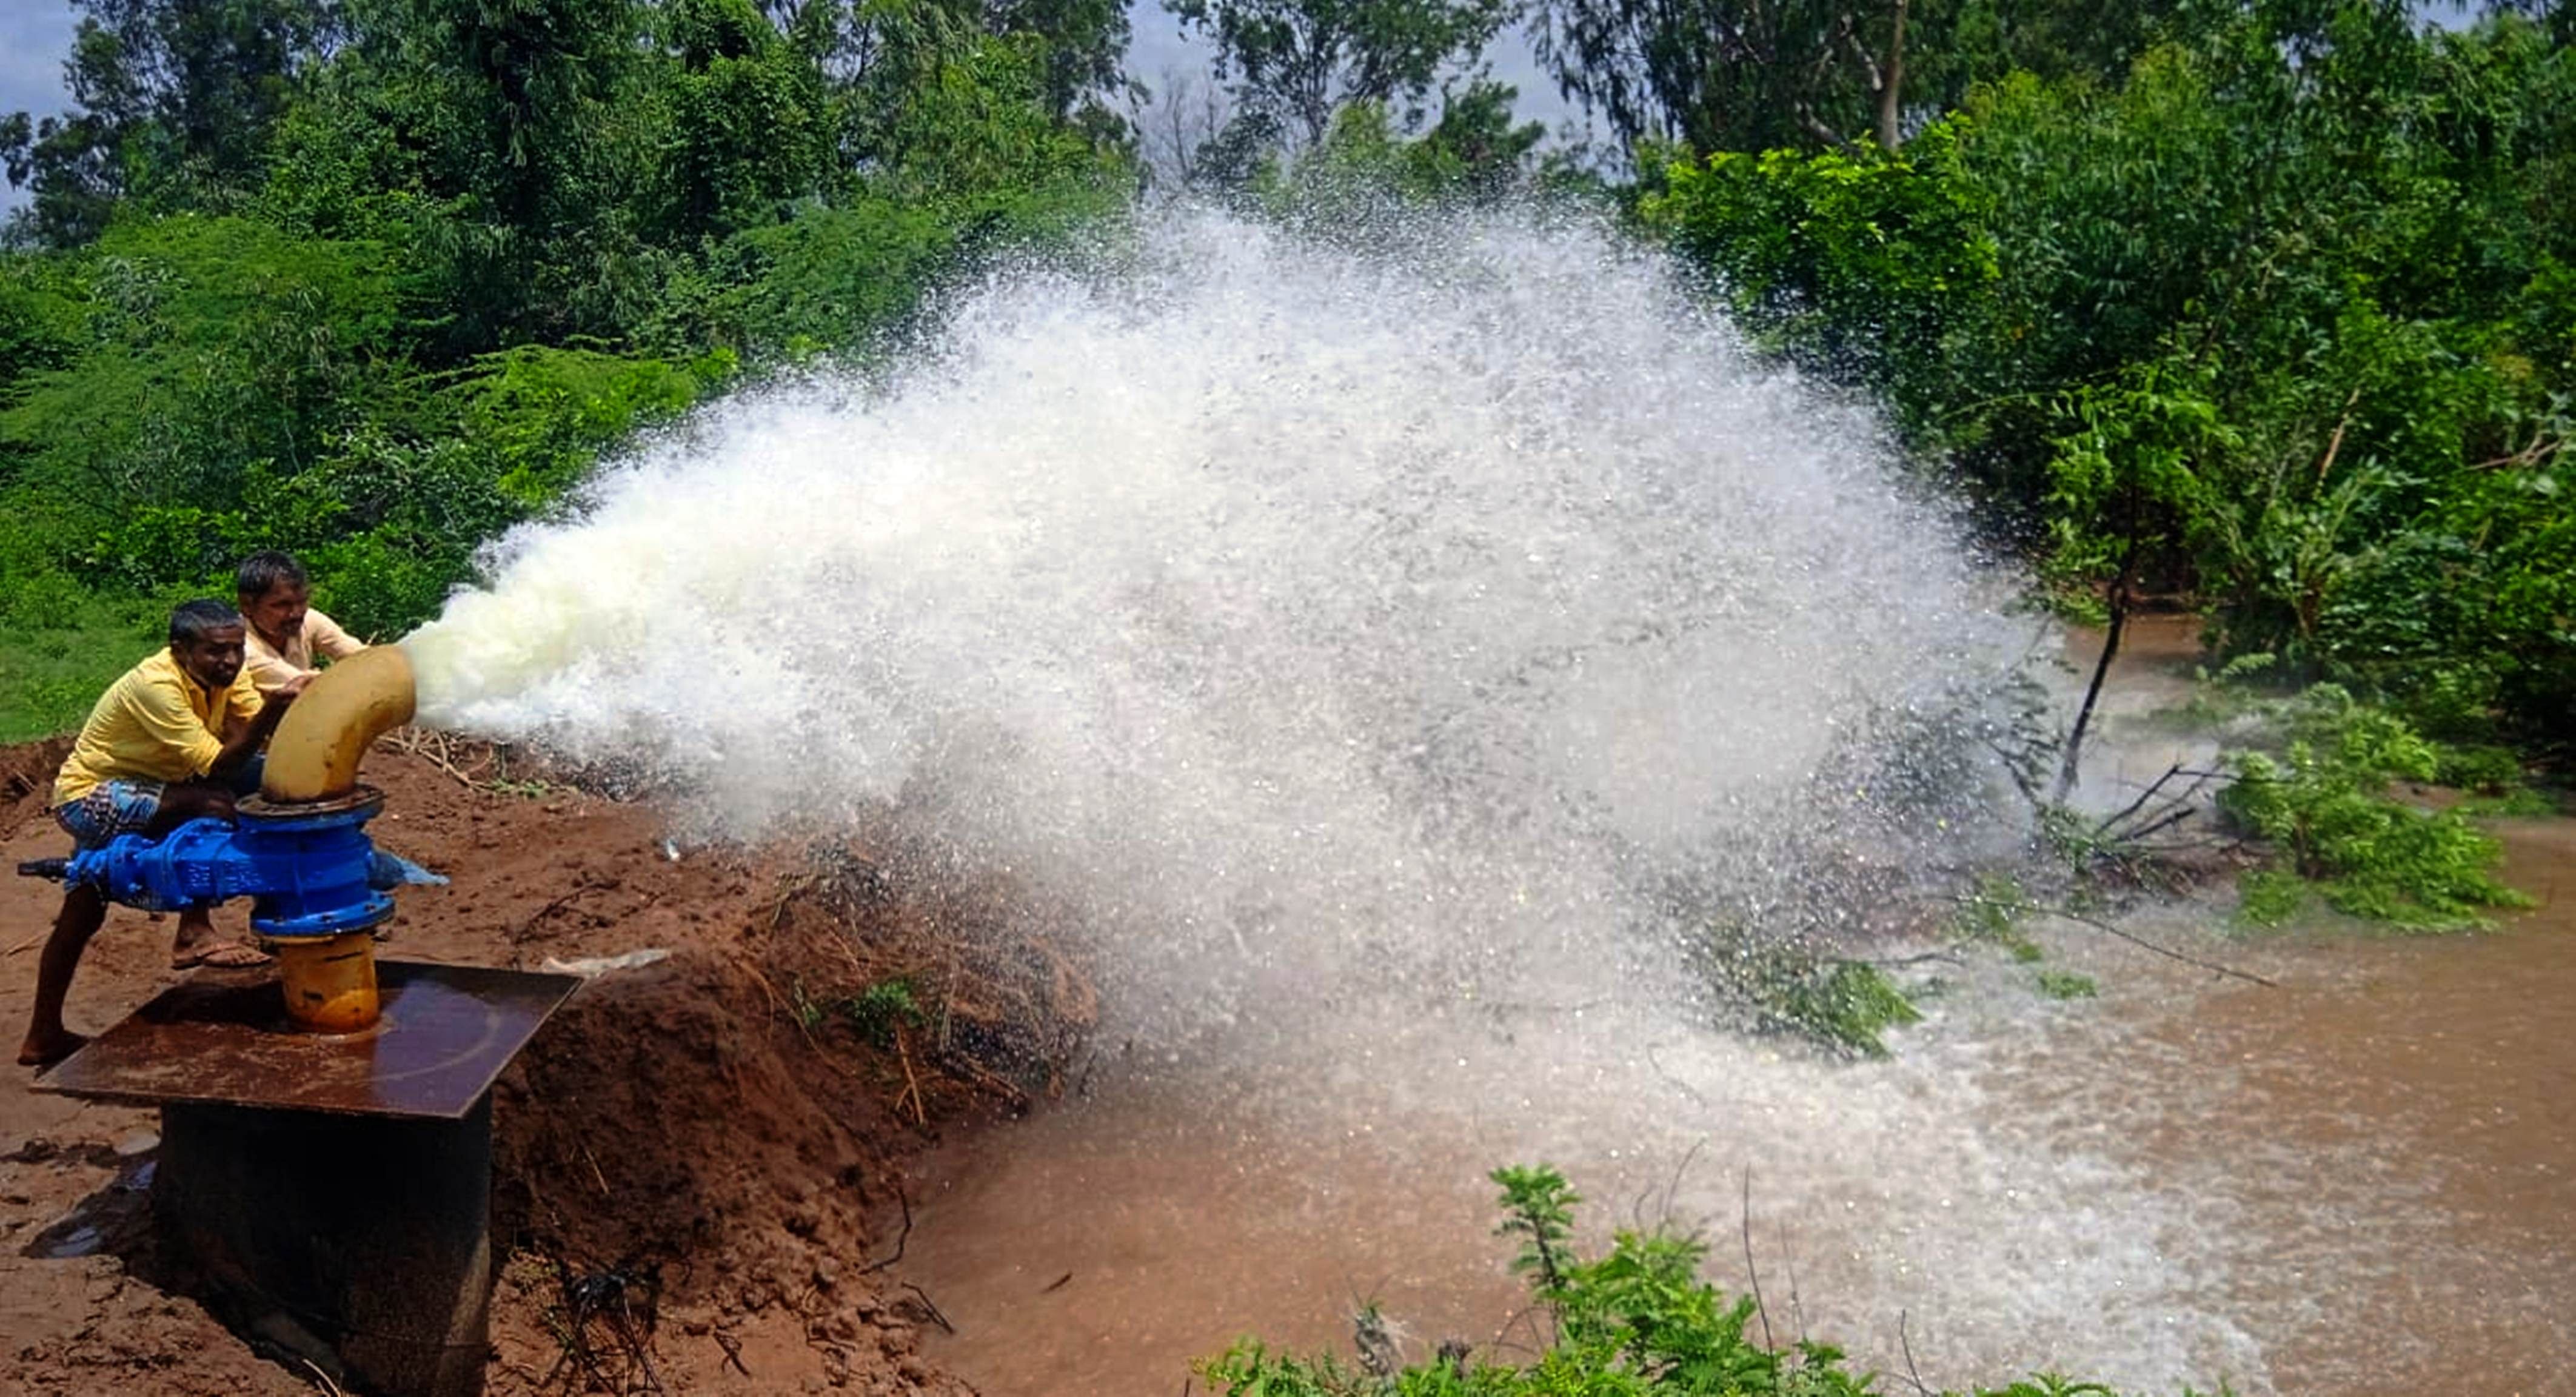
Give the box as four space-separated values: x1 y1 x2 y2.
261 645 418 803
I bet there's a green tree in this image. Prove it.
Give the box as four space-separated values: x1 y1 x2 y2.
1533 0 1913 153
980 0 1136 119
1168 0 1516 148
1530 0 2202 158
1643 2 2576 746
2 0 335 246
664 0 837 239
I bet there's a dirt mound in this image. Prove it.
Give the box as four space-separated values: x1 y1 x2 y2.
1 733 1089 1396
2 735 73 831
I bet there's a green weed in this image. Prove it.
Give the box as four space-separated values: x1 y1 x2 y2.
839 978 927 1048
1201 1165 2201 1396
2035 970 2098 1000
1687 923 1921 1059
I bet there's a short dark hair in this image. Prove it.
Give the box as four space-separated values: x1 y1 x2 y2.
169 599 244 648
235 550 309 600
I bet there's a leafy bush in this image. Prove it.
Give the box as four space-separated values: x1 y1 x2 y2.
2218 688 2532 930
1639 119 1998 449
1643 7 2576 751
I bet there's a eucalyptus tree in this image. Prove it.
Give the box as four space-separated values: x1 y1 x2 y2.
1528 0 2194 155
1166 0 1517 148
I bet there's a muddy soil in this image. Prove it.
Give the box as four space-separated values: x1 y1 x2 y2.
0 735 1084 1396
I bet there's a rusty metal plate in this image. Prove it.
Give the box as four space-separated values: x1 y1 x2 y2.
35 960 581 1119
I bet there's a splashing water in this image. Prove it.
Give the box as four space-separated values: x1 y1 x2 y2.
407 206 2022 1048
392 208 2345 1390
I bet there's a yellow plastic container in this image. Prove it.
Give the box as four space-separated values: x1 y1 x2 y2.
273 932 382 1033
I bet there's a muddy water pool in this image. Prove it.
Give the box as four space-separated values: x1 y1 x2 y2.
897 624 2574 1396
902 824 2572 1396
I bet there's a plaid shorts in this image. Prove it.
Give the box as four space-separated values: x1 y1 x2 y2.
53 779 166 849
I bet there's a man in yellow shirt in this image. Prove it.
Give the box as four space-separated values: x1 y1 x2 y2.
236 550 366 696
18 600 309 1068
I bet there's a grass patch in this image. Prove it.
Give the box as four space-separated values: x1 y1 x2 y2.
0 601 167 743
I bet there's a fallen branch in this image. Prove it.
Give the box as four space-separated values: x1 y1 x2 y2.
1948 894 2278 988
2118 805 2199 844
937 1052 1031 1109
2092 762 2193 839
514 887 597 944
383 726 541 794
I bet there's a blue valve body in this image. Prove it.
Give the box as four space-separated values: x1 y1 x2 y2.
62 796 395 939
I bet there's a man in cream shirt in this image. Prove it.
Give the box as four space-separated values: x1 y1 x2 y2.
235 551 367 695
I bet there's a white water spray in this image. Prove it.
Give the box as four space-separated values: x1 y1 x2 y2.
395 209 2321 1392
407 207 2021 1044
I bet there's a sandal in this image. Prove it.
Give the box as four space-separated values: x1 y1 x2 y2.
172 941 273 970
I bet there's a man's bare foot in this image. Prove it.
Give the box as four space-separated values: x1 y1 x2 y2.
18 1030 89 1068
172 941 271 970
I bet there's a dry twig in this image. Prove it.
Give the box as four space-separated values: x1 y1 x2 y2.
1741 1168 1773 1352
1898 1309 1933 1396
296 1358 347 1397
859 1184 913 1275
895 1027 927 1127
898 1282 954 1334
1948 894 2278 988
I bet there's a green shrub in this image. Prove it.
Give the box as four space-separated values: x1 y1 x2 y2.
2218 689 2532 930
1687 923 1922 1058
1202 1165 2187 1396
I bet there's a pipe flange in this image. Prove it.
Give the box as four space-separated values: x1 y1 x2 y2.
238 786 388 825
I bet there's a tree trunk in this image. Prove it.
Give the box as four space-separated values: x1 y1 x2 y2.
1875 0 1909 150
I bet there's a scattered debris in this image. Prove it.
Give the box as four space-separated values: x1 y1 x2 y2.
539 948 674 979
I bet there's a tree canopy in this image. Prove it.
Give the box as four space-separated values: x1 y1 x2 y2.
1 0 2570 760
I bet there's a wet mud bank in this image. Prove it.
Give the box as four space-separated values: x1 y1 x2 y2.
0 739 1087 1396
